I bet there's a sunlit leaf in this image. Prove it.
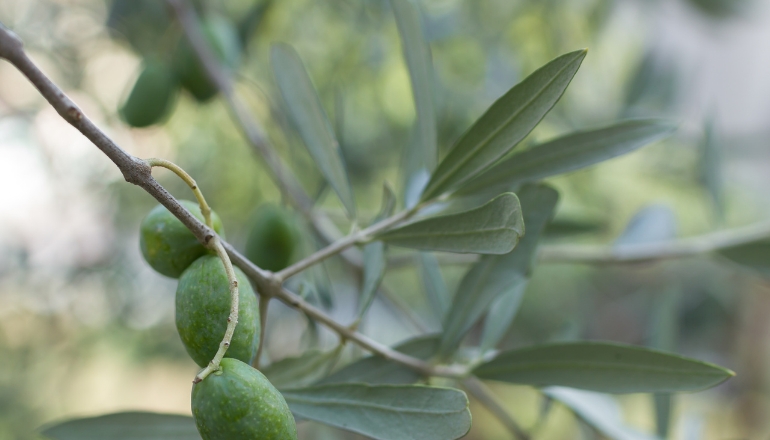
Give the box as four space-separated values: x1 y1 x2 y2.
282 384 471 440
474 342 734 393
321 335 440 385
718 239 770 277
420 49 586 201
391 0 437 175
459 120 675 197
377 193 524 254
544 388 658 440
271 43 356 218
439 185 559 358
263 349 341 389
419 252 451 325
41 412 200 440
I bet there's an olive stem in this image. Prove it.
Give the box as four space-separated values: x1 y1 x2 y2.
274 203 426 282
146 158 213 228
462 376 531 440
194 236 240 383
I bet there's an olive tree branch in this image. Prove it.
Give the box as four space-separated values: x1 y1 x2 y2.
0 22 460 380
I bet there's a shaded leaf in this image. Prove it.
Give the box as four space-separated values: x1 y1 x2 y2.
421 49 586 200
271 43 356 218
41 412 200 440
474 342 734 393
322 335 440 385
479 279 528 352
263 349 341 389
377 193 524 254
544 388 658 440
647 288 681 439
459 120 675 197
358 242 387 318
699 116 724 223
439 185 559 358
419 252 451 325
718 239 770 277
282 384 471 440
391 0 437 174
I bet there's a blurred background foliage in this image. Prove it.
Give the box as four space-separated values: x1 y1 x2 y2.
2 0 770 438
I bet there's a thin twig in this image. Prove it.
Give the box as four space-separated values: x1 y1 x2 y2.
147 158 212 228
463 376 531 440
0 23 456 380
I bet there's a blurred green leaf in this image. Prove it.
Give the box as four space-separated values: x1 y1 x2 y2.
321 335 440 385
615 205 677 247
439 185 559 358
474 342 734 393
263 349 342 389
544 388 658 440
479 280 528 353
718 240 770 277
699 117 724 223
237 0 273 49
282 384 471 440
358 242 387 318
419 252 451 325
420 49 586 201
648 288 681 439
377 193 524 254
271 43 356 218
391 0 437 175
459 120 675 196
41 412 200 440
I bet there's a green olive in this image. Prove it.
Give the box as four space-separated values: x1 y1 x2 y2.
120 59 178 128
174 15 241 102
245 204 300 272
176 255 260 368
192 358 297 440
139 200 224 278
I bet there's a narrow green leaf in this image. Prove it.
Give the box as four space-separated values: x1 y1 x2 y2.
479 279 528 352
459 120 675 196
322 335 440 385
718 239 770 277
421 49 587 200
648 288 681 439
282 384 471 440
40 412 200 440
271 43 356 218
699 116 724 222
263 349 342 389
391 0 437 173
544 388 658 440
473 342 735 393
377 192 524 254
419 252 451 324
358 241 387 318
615 205 677 247
438 185 559 358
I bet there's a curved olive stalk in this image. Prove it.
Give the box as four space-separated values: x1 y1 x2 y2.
145 159 238 383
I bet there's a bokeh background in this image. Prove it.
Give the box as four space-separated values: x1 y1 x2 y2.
2 0 770 438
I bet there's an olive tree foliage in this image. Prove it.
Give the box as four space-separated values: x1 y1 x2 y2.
7 0 769 438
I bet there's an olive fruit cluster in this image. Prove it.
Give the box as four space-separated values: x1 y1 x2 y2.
139 201 297 439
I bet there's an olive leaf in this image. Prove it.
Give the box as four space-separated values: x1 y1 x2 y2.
391 0 437 175
420 49 587 201
458 119 676 197
358 184 396 318
473 342 735 393
271 43 356 218
282 384 471 440
419 252 451 325
321 335 440 385
40 412 200 440
544 388 658 440
376 192 524 254
438 184 559 358
263 349 342 389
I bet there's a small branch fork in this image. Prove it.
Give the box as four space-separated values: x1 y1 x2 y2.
0 22 455 379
